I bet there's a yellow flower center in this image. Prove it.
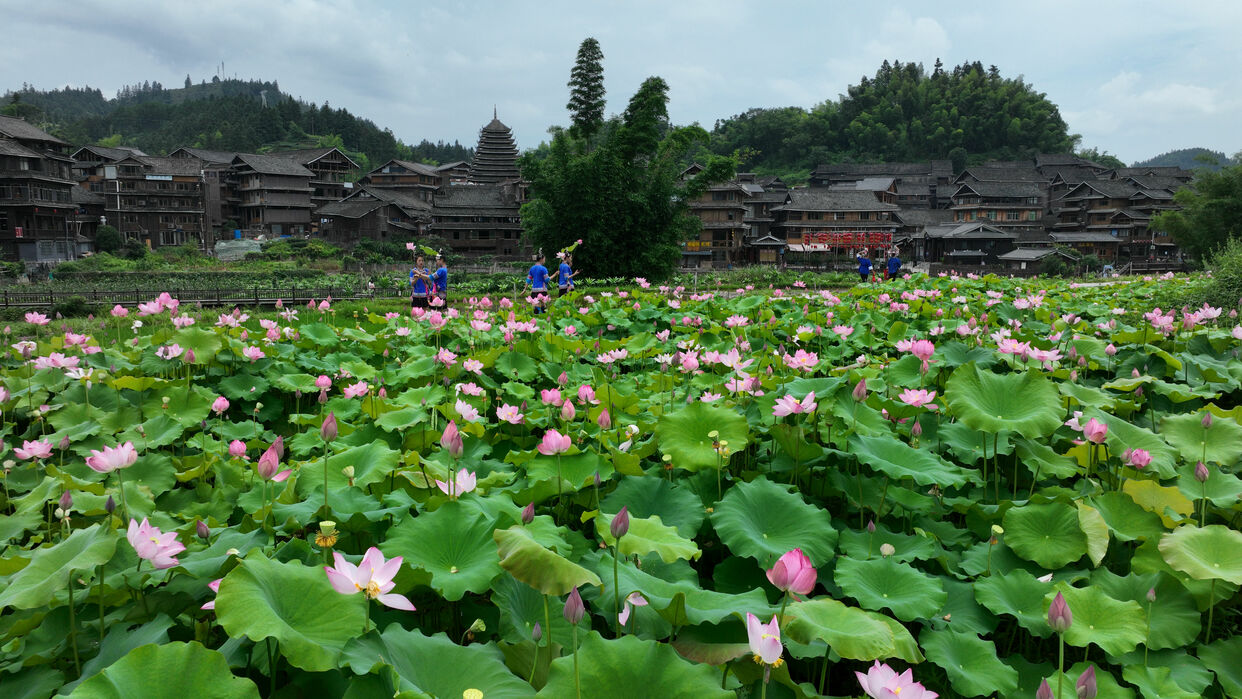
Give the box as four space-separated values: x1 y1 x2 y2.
365 581 382 599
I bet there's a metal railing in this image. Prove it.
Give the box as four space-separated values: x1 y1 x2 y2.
0 285 411 310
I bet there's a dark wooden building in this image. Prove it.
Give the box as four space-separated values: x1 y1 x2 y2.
360 159 442 203
230 153 314 236
0 116 80 262
318 186 432 244
75 151 206 249
431 183 524 258
468 111 521 184
269 148 359 213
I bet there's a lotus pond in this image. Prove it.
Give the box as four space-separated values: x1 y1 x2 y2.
2 273 1241 699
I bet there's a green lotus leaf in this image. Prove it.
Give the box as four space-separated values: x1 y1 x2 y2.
655 402 750 472
1158 524 1242 584
1121 666 1199 699
836 523 940 563
495 351 538 382
60 615 174 694
596 512 700 563
493 526 602 596
865 610 924 663
937 579 999 636
1058 381 1115 410
833 556 946 622
1198 636 1242 699
1174 459 1242 506
141 385 213 427
920 629 1018 697
1002 502 1088 569
1160 411 1242 465
600 477 704 539
381 499 501 601
525 451 611 493
5 667 64 699
341 627 534 698
374 407 427 432
296 322 339 348
536 632 732 699
324 441 401 490
1112 648 1214 697
1014 436 1080 479
1039 662 1134 699
937 421 1013 466
0 525 118 610
585 551 770 628
710 477 837 567
938 342 997 369
1090 570 1199 650
215 553 366 672
1088 492 1166 542
171 327 224 362
1076 502 1110 567
849 433 979 488
783 598 896 661
973 569 1054 638
491 574 588 646
944 362 1062 436
65 642 258 699
1050 584 1147 655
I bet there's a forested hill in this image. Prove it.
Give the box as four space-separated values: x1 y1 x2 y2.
1 78 472 173
1132 147 1236 171
705 60 1078 178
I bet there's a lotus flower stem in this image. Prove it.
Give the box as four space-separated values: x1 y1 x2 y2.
542 595 553 670
612 550 621 637
266 638 276 696
97 563 106 643
115 470 128 523
572 622 581 699
322 442 330 517
1206 579 1216 644
67 571 80 677
1057 634 1065 699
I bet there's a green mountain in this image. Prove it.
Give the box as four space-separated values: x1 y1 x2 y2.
704 60 1077 179
2 78 472 174
1132 147 1236 171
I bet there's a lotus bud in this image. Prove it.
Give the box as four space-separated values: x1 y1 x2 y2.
597 409 611 430
910 419 923 438
1048 591 1072 633
866 520 876 533
531 622 542 642
58 435 70 451
161 396 170 409
610 506 630 539
1132 368 1141 378
321 412 338 442
1146 587 1156 603
1201 412 1212 429
563 587 585 624
105 495 116 514
1070 370 1078 381
557 371 569 387
1076 665 1097 699
1105 344 1117 356
55 506 66 519
1036 679 1054 699
561 401 576 421
58 490 73 511
441 421 464 459
185 349 195 363
879 543 896 558
852 378 867 402
594 471 602 488
1195 461 1210 483
197 519 210 540
521 502 535 524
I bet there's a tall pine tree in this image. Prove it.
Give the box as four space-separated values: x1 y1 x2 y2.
566 38 605 140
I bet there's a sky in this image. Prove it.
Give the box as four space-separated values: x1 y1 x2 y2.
2 0 1240 165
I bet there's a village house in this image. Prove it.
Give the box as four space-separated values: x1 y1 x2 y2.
0 116 78 262
74 149 207 249
316 185 432 244
773 189 900 264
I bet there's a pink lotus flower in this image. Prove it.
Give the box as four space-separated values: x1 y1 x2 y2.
856 661 938 699
1082 418 1108 444
228 440 247 459
321 412 338 441
577 385 599 405
766 549 816 596
25 311 50 325
211 396 230 415
831 324 854 338
1126 448 1151 469
463 358 484 374
110 305 129 318
852 379 868 402
537 429 572 456
201 578 222 610
745 613 783 666
773 391 817 418
242 346 265 362
441 420 464 459
455 399 481 423
315 375 332 390
560 400 577 421
127 518 186 569
342 381 368 399
435 348 457 366
540 388 563 406
435 469 477 499
783 349 818 372
455 382 485 397
15 439 54 460
898 389 937 408
324 548 415 610
86 441 138 473
1048 590 1073 633
617 591 648 625
497 404 525 424
255 442 291 482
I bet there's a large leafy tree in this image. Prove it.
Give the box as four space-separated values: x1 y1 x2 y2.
566 38 606 141
523 75 734 281
1152 156 1242 263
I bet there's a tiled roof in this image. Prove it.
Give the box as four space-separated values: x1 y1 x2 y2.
232 153 313 177
1050 232 1122 243
171 147 238 164
138 156 206 176
0 139 41 158
433 184 519 212
772 189 898 212
953 181 1046 198
269 147 360 169
72 145 150 162
998 247 1060 261
924 222 1017 240
318 198 383 219
0 115 68 145
958 166 1044 183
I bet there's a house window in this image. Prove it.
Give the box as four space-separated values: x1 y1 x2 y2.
858 212 871 221
834 212 845 220
807 212 821 220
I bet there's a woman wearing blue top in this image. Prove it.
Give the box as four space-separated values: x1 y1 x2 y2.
432 255 448 302
409 254 430 309
527 253 550 314
886 253 901 280
857 253 872 283
554 252 574 297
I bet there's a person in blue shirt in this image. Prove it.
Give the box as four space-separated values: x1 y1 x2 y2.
886 253 901 280
554 252 574 297
857 252 873 283
432 255 448 302
409 254 430 309
527 253 550 314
